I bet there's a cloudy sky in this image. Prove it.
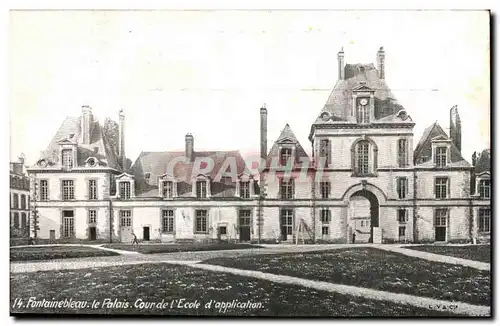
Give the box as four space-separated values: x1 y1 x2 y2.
9 10 490 165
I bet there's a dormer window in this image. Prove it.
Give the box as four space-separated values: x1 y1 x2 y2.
435 147 447 168
119 181 131 199
162 181 174 199
196 180 208 198
356 98 370 123
240 181 250 199
479 179 491 199
280 148 292 166
61 149 73 169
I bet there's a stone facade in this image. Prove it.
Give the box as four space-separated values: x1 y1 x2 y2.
27 47 490 244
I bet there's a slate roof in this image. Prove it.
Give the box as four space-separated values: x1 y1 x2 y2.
413 121 470 167
315 63 406 123
38 116 121 170
131 150 254 198
266 124 311 168
475 149 491 174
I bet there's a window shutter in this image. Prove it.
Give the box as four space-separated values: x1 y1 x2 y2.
447 178 451 198
405 178 409 196
327 140 332 166
277 177 282 199
433 148 437 164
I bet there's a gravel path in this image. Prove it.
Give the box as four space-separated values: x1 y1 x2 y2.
174 261 490 317
377 245 490 271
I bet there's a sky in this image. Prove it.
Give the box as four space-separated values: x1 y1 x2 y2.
9 10 490 165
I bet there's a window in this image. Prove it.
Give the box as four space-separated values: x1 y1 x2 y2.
119 181 131 199
321 209 331 224
355 141 370 175
13 213 19 229
239 210 251 226
162 210 174 233
280 179 294 199
62 210 75 238
88 209 97 224
397 177 408 199
61 149 73 169
435 177 448 199
356 101 370 123
219 226 227 235
21 213 27 230
435 147 447 168
144 173 151 183
398 209 407 223
434 209 448 226
322 226 329 235
62 180 75 200
120 210 132 226
196 180 208 198
320 181 330 199
478 180 490 199
240 181 250 199
40 180 48 201
280 148 292 166
398 226 406 238
478 208 491 233
195 210 208 233
88 180 98 200
398 139 408 167
13 194 19 209
162 181 173 199
19 194 25 209
319 139 331 167
280 209 294 236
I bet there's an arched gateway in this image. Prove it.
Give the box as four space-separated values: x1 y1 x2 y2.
342 183 386 244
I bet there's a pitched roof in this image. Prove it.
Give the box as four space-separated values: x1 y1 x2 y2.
131 150 249 198
475 149 491 173
315 63 405 123
266 124 310 167
413 121 470 167
38 116 121 170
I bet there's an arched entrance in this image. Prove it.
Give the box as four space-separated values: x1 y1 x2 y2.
348 189 379 243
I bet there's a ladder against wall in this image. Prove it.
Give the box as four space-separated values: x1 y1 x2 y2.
296 218 314 245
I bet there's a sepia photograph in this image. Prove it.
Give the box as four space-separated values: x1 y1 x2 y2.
8 9 491 317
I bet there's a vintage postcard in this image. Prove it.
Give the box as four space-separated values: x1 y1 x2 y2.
9 9 490 317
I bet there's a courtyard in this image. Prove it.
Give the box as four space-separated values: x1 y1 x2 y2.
10 243 491 317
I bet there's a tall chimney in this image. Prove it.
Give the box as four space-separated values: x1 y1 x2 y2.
377 46 385 79
118 109 126 170
450 105 462 152
260 104 268 160
81 105 93 144
185 133 194 162
337 48 345 80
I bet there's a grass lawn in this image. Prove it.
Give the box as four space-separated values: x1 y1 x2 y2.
101 243 261 254
10 263 461 316
10 246 119 262
204 248 490 306
405 245 491 263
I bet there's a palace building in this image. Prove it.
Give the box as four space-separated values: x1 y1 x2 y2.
27 47 491 244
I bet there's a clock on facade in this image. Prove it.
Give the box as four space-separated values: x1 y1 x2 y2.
359 98 368 106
